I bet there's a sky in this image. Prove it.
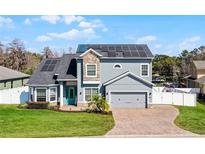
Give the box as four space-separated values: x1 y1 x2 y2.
0 15 204 56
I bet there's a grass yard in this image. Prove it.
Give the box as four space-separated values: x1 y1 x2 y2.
0 105 114 138
175 100 205 134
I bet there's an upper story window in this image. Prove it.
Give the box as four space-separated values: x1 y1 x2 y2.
86 64 97 77
113 63 122 69
141 64 149 77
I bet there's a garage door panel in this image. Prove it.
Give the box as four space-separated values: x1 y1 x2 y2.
110 92 147 108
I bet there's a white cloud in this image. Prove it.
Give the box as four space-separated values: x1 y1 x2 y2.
40 15 61 24
36 35 52 42
136 35 157 43
47 28 97 40
0 16 13 28
63 15 84 25
179 36 201 50
24 18 32 25
78 19 108 32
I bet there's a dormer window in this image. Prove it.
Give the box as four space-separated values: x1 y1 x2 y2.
113 63 122 69
86 64 97 77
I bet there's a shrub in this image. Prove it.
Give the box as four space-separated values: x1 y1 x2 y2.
28 102 49 109
48 102 59 110
17 104 28 109
88 95 110 113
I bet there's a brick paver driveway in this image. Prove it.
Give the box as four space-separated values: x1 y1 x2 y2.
106 105 197 137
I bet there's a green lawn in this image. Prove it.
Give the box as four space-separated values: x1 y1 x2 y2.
175 100 205 134
0 105 114 137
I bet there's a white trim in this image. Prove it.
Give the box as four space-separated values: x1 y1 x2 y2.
113 63 122 69
57 79 77 81
49 87 57 102
103 71 154 86
35 87 47 102
85 63 97 77
60 83 64 107
108 90 149 108
28 84 59 87
83 81 100 84
140 63 149 77
83 87 99 103
79 48 102 57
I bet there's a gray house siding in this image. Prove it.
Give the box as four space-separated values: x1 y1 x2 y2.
105 75 152 105
77 58 152 103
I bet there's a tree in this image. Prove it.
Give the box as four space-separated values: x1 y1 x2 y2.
0 41 5 66
42 46 54 58
7 39 27 71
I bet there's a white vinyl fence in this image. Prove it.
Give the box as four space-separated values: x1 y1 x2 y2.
152 91 196 106
0 86 29 104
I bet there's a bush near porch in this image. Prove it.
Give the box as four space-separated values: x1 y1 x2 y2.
175 100 205 134
0 105 114 137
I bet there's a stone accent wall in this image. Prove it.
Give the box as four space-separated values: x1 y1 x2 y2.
83 51 100 81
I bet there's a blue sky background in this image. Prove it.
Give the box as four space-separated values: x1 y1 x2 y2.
0 15 204 56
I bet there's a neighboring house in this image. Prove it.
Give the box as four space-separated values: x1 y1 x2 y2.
185 60 205 94
0 66 30 90
27 44 154 108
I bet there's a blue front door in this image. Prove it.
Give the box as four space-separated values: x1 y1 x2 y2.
66 86 76 105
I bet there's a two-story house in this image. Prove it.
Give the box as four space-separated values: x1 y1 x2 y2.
27 44 154 108
186 60 205 94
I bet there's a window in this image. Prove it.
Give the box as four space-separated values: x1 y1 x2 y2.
36 89 46 102
4 82 6 87
85 88 98 101
141 64 149 76
113 63 122 69
86 64 96 76
50 87 57 102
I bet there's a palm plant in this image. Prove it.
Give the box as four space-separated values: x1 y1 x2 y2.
88 95 109 113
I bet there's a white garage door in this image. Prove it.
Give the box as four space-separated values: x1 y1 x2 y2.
110 92 147 108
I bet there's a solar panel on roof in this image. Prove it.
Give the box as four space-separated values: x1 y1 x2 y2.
131 52 140 57
123 51 131 57
101 46 108 52
47 64 55 71
45 60 52 64
41 59 59 71
122 45 129 51
139 51 147 57
51 60 58 65
129 45 136 50
116 45 122 51
41 64 49 71
136 46 144 51
108 51 116 57
108 46 115 51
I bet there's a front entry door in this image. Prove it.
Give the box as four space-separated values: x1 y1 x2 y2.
67 86 76 105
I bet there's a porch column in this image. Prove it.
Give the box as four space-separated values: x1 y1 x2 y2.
60 82 64 107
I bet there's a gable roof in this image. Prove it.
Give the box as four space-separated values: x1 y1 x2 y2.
193 61 205 70
77 44 154 59
27 57 61 85
103 71 155 86
0 66 30 81
79 48 102 57
28 54 78 85
55 54 77 80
